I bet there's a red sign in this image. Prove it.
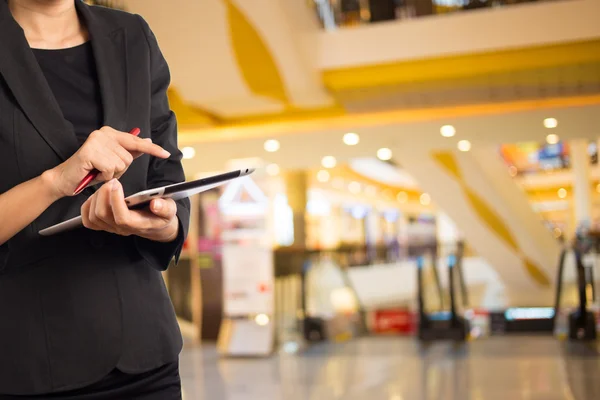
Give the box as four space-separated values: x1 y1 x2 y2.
258 283 269 293
371 309 415 334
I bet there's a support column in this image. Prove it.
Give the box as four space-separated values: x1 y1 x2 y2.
284 170 308 249
189 195 203 343
571 139 592 229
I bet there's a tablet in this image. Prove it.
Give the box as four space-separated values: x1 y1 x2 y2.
39 168 255 236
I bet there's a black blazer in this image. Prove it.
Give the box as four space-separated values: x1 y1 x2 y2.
0 1 191 395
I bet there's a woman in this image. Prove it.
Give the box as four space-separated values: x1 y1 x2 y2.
0 0 190 398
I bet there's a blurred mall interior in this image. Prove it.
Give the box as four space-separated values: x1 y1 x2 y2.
100 0 598 398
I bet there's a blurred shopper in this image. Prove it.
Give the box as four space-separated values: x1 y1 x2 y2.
0 0 189 398
405 0 434 17
464 0 488 10
340 0 362 25
369 0 397 22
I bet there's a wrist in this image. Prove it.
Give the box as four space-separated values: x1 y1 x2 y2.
40 169 64 203
145 218 179 243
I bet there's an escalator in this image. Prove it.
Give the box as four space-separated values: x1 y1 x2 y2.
417 244 469 341
553 244 598 341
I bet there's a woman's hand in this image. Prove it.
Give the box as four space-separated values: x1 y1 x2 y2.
46 126 171 199
81 179 179 242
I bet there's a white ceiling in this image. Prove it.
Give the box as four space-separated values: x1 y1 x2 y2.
348 158 419 189
180 103 600 174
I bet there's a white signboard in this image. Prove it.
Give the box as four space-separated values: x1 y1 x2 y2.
217 170 275 356
222 244 274 316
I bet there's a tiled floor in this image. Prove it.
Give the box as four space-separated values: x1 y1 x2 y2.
179 336 600 400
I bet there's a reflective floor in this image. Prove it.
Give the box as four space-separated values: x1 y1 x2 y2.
179 336 600 400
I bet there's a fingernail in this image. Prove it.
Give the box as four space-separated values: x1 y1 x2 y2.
162 150 171 158
144 138 153 142
153 200 163 211
111 179 119 191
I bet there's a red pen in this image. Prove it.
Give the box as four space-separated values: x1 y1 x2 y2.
73 127 141 195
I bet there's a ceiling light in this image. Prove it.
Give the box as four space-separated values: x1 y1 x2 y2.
543 118 558 129
348 181 361 194
508 166 518 177
457 140 471 152
266 163 280 176
546 134 560 145
321 156 337 169
317 170 330 183
440 125 456 138
397 191 408 203
182 146 196 160
254 314 270 326
557 188 567 199
366 185 377 196
420 193 431 206
343 133 360 146
264 139 280 152
377 148 392 161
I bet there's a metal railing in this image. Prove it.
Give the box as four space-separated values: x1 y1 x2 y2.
312 0 568 29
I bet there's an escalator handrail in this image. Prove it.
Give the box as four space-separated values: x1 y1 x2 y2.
574 249 588 323
431 250 445 311
417 256 427 322
448 255 458 324
552 248 567 328
456 242 469 307
553 246 591 330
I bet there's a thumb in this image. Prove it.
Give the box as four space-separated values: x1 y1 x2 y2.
149 198 176 219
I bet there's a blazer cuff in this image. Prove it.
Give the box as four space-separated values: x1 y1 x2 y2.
134 202 190 270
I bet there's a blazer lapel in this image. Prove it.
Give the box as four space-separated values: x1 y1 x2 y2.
0 1 79 162
76 1 129 131
0 1 130 164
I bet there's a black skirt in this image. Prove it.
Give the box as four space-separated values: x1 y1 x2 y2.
0 362 181 400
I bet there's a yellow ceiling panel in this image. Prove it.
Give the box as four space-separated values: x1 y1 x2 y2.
323 39 600 92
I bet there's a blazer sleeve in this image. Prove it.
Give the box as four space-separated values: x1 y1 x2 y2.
0 243 7 273
133 16 191 270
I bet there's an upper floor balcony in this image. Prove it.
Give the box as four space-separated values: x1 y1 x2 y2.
315 0 600 96
123 0 600 127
